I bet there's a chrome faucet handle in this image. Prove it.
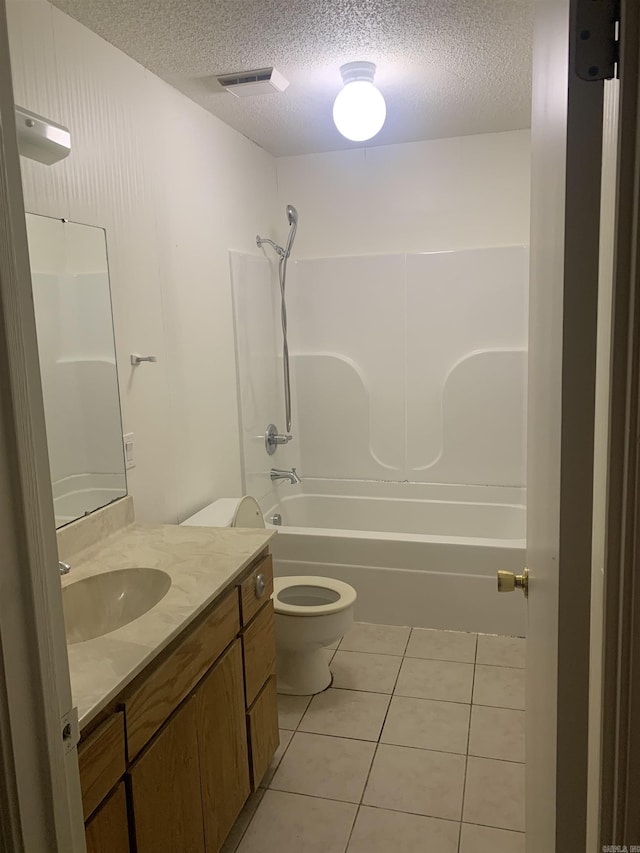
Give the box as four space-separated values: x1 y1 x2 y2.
265 424 293 455
59 561 71 575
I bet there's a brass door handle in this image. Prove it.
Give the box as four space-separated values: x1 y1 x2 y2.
497 568 529 597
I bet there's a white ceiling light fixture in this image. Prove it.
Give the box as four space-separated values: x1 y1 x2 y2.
332 61 386 142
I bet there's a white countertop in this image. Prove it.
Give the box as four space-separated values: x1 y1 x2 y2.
63 522 274 730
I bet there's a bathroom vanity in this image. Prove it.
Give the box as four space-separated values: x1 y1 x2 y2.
60 505 277 853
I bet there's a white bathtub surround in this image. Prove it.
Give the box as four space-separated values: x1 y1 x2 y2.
265 480 526 637
232 244 528 503
229 251 293 511
223 623 525 853
287 246 528 486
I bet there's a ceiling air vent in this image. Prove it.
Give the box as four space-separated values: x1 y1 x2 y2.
216 67 290 98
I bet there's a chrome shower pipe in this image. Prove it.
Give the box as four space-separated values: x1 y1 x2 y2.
256 204 298 433
256 236 286 257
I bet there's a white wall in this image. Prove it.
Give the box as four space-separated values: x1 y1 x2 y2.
8 0 279 523
276 130 531 258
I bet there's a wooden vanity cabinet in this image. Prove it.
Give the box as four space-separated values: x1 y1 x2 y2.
84 784 130 853
129 695 204 853
79 548 278 853
197 640 251 852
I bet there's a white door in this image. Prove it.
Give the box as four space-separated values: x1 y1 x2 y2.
525 0 613 850
0 2 85 850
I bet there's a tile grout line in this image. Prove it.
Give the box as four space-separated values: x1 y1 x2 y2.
457 633 479 853
346 634 410 848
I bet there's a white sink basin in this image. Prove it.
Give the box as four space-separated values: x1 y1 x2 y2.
63 568 172 644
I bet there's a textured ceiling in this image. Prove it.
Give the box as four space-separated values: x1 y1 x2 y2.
51 0 535 157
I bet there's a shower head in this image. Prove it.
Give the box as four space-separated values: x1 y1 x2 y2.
284 204 298 258
257 204 299 259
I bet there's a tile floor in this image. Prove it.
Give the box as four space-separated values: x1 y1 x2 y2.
223 622 526 853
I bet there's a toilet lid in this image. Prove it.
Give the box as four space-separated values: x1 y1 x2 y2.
273 575 357 616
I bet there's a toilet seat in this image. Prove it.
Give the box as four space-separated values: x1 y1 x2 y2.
273 576 357 617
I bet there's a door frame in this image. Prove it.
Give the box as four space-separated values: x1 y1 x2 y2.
0 1 85 850
600 0 640 846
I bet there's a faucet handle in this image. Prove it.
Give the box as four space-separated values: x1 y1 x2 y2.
265 423 293 455
59 561 71 575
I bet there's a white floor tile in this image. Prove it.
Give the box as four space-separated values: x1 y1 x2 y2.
347 805 459 853
477 634 525 668
299 688 391 741
459 823 526 853
363 744 466 821
277 693 312 730
270 732 375 803
406 628 477 663
473 665 525 710
463 756 525 832
340 622 410 655
381 695 470 754
237 790 357 853
260 729 294 788
331 650 402 693
395 657 474 703
469 705 525 762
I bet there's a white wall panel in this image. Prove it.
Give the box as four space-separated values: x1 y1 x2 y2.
276 130 531 258
288 254 405 478
8 0 279 522
272 247 528 487
406 247 529 484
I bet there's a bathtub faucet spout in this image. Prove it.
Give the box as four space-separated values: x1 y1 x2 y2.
270 467 301 485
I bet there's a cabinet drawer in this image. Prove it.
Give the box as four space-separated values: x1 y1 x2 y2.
239 554 273 626
78 712 126 821
125 588 240 759
242 601 276 707
247 676 279 789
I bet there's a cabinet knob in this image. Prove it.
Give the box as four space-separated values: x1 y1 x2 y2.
255 573 266 598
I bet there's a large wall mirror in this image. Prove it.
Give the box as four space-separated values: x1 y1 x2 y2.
25 214 127 528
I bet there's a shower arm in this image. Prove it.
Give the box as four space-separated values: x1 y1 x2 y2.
256 236 286 258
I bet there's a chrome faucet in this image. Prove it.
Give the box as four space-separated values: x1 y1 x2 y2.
270 467 301 484
59 561 71 576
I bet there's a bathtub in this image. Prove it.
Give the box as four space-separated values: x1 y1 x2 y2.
262 479 526 637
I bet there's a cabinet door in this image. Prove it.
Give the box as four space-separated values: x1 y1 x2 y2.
129 696 204 853
197 640 250 853
247 675 279 789
85 783 130 853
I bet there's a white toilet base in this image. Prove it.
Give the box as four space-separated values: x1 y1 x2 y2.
276 646 333 695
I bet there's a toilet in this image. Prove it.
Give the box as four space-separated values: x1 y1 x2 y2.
273 575 356 695
181 496 357 696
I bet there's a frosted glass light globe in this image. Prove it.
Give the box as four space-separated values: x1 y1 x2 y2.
333 80 386 142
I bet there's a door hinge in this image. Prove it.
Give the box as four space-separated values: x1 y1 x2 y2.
575 0 620 81
60 707 80 755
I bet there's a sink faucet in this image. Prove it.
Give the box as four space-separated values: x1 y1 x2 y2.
59 561 71 575
270 467 301 484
